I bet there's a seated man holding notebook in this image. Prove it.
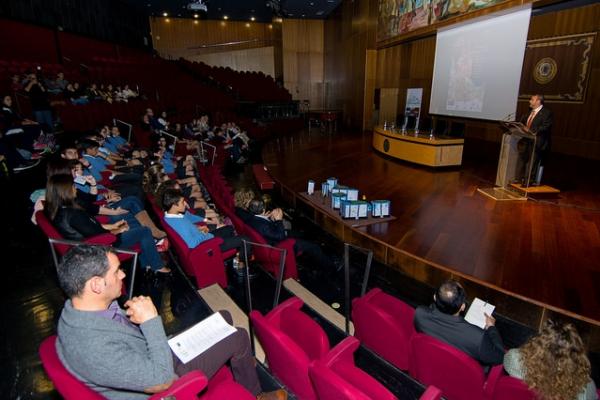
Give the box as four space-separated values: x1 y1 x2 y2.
413 279 504 367
55 245 286 400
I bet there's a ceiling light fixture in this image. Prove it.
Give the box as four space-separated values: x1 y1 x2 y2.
194 14 199 18
223 15 228 20
250 16 256 21
162 12 168 17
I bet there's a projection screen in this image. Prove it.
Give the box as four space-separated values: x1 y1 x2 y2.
429 5 532 121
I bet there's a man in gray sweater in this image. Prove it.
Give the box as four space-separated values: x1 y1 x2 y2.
55 245 286 400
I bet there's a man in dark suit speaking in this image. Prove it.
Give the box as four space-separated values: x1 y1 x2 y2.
516 94 553 185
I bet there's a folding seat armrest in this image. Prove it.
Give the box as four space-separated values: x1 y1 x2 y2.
324 336 360 367
483 364 504 398
85 233 117 246
189 237 225 256
148 370 208 400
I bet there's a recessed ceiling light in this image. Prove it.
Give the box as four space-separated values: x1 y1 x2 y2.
194 14 199 18
162 12 168 17
250 16 255 21
223 15 228 20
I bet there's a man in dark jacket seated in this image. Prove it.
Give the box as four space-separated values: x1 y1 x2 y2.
246 198 339 274
413 279 505 368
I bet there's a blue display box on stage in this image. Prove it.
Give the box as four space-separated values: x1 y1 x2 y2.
371 200 391 217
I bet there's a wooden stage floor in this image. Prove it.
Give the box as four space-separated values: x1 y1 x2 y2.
261 130 600 327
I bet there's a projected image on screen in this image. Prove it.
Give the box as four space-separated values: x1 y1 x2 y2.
446 40 485 113
429 5 531 121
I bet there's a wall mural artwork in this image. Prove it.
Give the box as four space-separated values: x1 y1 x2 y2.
377 0 506 41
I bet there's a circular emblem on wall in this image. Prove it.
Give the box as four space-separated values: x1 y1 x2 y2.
533 57 558 85
383 139 390 152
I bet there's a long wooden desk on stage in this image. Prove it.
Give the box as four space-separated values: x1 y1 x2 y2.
372 126 464 167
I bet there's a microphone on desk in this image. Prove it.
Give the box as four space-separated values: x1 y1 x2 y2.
500 112 516 122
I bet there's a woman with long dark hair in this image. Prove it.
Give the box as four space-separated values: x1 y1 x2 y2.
45 174 170 274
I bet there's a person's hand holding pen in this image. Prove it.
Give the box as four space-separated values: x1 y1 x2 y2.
484 312 496 329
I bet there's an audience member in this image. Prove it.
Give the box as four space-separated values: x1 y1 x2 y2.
413 279 504 367
55 245 286 400
504 320 598 400
45 174 169 274
246 197 336 274
24 72 54 132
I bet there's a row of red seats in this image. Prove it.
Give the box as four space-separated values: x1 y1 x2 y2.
352 288 536 400
180 59 292 102
251 296 443 400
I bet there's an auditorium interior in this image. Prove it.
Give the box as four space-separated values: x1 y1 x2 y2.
1 0 599 398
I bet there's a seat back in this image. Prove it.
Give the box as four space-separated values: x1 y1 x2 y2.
35 210 71 255
250 297 329 400
410 333 485 400
352 288 415 371
243 224 298 279
486 365 536 400
39 336 105 399
492 376 536 400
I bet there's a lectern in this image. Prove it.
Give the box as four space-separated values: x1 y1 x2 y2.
478 121 536 200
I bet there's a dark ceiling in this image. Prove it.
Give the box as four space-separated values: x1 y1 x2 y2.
126 0 342 22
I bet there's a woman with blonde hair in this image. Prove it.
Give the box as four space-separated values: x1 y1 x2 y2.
504 320 598 400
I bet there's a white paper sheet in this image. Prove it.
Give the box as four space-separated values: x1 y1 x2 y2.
464 297 495 329
168 313 237 364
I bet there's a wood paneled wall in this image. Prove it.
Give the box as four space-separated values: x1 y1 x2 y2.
324 0 378 128
522 4 600 159
282 19 325 109
150 17 281 77
325 2 600 159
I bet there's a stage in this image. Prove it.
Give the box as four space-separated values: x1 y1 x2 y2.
261 130 600 345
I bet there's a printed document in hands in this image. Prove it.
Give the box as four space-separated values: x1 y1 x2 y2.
464 298 495 329
168 312 237 364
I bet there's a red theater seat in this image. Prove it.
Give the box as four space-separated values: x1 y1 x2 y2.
309 336 397 400
252 164 275 190
352 288 415 371
484 365 536 400
39 335 251 400
410 333 493 400
250 297 329 400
